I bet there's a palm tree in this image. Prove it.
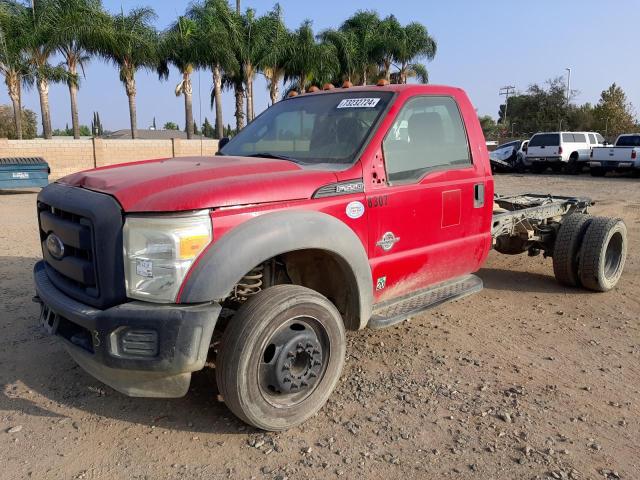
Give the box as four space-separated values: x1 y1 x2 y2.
319 28 358 84
23 0 75 139
378 15 402 82
338 11 382 85
189 0 238 139
393 22 436 84
255 5 288 108
0 1 29 139
159 16 198 139
44 0 110 139
102 7 158 139
285 20 337 93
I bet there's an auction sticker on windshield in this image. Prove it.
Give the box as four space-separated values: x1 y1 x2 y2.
337 98 381 109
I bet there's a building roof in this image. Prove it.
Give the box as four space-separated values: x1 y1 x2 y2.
103 129 205 140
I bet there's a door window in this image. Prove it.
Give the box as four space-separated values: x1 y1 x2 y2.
588 133 596 144
382 96 471 183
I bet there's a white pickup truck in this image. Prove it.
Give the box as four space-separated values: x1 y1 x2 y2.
587 134 640 177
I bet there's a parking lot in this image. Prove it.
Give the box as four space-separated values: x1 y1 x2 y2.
1 173 639 480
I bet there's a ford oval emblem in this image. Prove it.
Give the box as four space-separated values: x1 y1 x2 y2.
46 233 65 260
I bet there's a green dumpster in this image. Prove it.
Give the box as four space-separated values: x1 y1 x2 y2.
0 157 50 189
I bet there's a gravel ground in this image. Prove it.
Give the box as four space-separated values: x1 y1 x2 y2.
1 173 638 480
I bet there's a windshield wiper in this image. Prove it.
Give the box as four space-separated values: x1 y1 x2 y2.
245 152 299 163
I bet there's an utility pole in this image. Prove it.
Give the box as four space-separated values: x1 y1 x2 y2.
499 85 516 125
565 67 572 104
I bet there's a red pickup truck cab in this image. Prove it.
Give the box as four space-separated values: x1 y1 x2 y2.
34 84 627 431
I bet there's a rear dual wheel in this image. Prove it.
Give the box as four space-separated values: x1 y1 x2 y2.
553 214 627 291
216 285 346 431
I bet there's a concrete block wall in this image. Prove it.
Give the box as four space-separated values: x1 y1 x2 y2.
0 138 219 180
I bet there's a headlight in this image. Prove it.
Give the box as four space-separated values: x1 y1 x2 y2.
123 211 212 303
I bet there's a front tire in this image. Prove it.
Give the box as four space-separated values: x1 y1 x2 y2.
216 285 346 431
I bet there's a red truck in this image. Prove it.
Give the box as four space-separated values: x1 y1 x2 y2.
34 84 628 431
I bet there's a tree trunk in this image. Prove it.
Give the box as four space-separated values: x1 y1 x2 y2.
37 78 52 139
362 67 367 86
212 64 224 139
234 84 245 133
183 72 193 139
68 82 80 139
245 64 254 122
125 76 137 139
6 73 22 139
400 62 407 84
384 58 391 82
269 75 279 105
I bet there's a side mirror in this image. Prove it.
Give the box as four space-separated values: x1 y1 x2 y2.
219 137 230 149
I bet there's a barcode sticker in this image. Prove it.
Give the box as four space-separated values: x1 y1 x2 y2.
337 98 380 109
136 259 153 277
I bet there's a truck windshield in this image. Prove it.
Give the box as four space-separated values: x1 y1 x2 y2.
616 135 640 147
220 91 393 167
529 134 560 147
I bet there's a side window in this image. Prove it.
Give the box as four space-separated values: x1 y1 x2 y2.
562 133 574 143
382 96 471 183
589 133 596 144
573 133 586 143
596 133 605 143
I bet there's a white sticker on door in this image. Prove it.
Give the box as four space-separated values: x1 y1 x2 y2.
336 98 380 109
346 201 365 219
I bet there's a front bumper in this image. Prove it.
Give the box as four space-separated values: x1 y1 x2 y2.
34 261 220 397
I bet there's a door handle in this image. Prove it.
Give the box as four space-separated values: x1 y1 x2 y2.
474 183 485 208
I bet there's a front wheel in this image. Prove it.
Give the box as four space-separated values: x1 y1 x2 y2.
216 285 346 431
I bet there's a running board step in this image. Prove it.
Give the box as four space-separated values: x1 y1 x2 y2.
368 274 483 330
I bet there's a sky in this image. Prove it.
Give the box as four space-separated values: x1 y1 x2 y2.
3 0 639 133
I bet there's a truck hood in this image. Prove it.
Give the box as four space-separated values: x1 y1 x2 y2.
59 156 339 212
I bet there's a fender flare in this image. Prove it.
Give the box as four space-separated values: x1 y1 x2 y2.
179 210 373 329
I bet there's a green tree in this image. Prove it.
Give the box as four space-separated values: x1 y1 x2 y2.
43 0 110 139
478 115 503 140
91 110 103 136
0 103 37 139
102 6 158 139
163 121 179 130
159 16 198 139
202 117 214 138
594 83 636 139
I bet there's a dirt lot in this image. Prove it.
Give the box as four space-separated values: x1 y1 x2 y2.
1 173 638 480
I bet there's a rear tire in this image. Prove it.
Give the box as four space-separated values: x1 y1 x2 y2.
216 285 346 431
565 154 580 175
578 217 627 292
590 167 606 177
552 214 593 287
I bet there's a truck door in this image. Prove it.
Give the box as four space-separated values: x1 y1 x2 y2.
365 95 488 302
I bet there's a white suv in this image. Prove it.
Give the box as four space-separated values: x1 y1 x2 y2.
525 131 605 173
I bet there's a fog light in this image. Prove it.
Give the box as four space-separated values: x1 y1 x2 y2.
110 327 158 358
